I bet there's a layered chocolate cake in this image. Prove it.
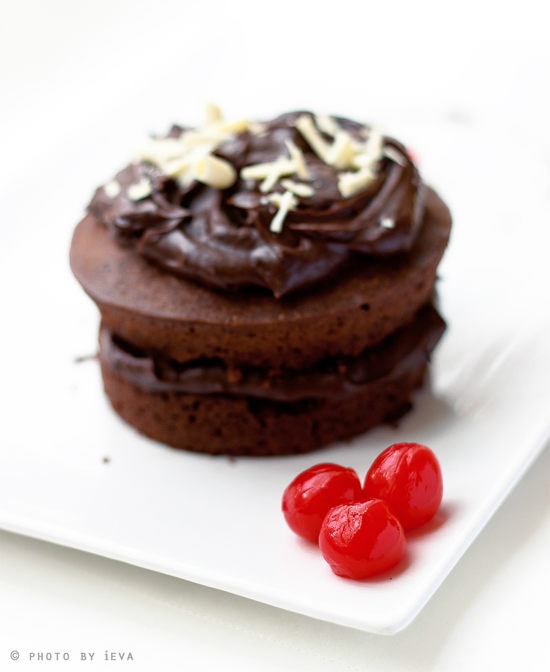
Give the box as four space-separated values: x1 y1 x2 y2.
70 107 451 456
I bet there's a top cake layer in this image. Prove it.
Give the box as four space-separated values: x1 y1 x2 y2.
71 187 450 368
86 108 425 298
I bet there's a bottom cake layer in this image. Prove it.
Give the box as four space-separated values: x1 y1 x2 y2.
98 305 445 456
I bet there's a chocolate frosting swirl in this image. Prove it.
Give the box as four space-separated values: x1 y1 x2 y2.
88 111 424 297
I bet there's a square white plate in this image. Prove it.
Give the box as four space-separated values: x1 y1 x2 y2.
1 118 549 634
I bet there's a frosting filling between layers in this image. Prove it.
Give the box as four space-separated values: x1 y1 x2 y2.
100 304 445 403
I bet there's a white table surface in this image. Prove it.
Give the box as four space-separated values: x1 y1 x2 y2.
1 2 549 670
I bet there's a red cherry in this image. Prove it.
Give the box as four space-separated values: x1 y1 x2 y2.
282 463 363 542
318 499 406 579
363 442 443 530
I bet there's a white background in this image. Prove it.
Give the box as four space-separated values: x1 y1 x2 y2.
1 1 549 670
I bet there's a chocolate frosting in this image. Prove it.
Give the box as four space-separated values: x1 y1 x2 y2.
100 304 444 402
88 111 424 297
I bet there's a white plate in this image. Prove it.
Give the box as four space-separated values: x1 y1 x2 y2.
1 119 549 635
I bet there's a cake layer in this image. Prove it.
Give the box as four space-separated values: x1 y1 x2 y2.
98 304 444 455
100 350 433 457
71 187 450 369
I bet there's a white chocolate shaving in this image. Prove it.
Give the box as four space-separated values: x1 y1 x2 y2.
241 157 296 182
348 129 385 198
127 177 152 201
240 159 293 180
315 114 340 137
284 139 309 179
295 114 331 163
280 179 315 198
132 105 248 190
162 156 194 179
104 180 121 198
267 190 297 233
326 130 357 170
380 216 395 229
261 158 293 193
264 191 298 208
338 166 376 198
209 118 250 136
240 137 312 194
193 154 237 189
295 114 386 197
163 147 211 186
355 128 384 167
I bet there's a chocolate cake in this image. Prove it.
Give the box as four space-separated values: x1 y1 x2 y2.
70 107 451 456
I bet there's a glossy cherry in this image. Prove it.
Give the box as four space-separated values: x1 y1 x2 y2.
318 499 406 579
281 463 363 542
363 442 443 530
